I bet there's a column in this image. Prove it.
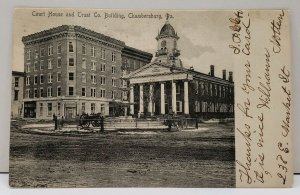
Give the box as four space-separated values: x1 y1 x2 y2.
62 103 65 117
184 80 189 114
160 82 165 114
172 81 177 114
148 84 154 116
124 107 128 116
139 84 144 114
129 85 134 115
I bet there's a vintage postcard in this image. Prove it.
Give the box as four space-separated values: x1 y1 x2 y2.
9 8 293 188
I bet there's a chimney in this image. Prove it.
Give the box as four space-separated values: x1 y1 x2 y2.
229 71 233 82
222 69 226 80
210 65 215 77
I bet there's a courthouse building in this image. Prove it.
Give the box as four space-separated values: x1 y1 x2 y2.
123 20 234 118
22 25 152 119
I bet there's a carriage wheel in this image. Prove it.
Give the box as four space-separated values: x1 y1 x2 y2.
92 120 101 127
79 114 90 128
81 121 90 128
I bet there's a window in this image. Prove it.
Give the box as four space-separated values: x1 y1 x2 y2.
47 87 52 97
34 75 38 85
81 103 86 113
111 91 115 99
101 63 106 72
48 59 52 69
91 75 96 84
57 58 62 68
112 78 116 87
176 84 180 94
91 103 96 114
40 48 45 57
48 73 53 83
35 50 39 59
91 46 95 57
14 90 19 101
68 42 74 52
82 44 86 55
100 104 105 114
176 101 182 112
82 72 86 83
91 61 96 70
34 88 38 98
81 87 86 97
82 58 86 69
100 76 106 85
40 75 44 84
27 49 31 60
26 63 30 73
48 44 53 56
122 91 128 101
47 103 52 116
101 48 106 59
69 72 74 81
195 101 200 112
40 60 44 70
26 76 30 86
100 89 105 98
57 72 61 82
25 89 30 99
69 58 74 66
40 88 44 98
68 86 74 96
111 52 116 62
57 43 62 54
14 77 19 87
122 80 127 88
57 86 61 96
90 88 96 97
112 66 116 74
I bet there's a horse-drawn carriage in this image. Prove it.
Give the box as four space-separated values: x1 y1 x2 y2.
78 113 103 128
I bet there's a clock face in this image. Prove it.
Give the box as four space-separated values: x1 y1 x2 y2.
161 40 166 47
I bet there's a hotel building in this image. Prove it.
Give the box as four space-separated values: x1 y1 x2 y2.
22 25 152 119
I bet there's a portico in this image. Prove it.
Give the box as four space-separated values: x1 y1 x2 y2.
125 63 193 116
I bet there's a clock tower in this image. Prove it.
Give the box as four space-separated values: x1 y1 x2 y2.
154 20 182 67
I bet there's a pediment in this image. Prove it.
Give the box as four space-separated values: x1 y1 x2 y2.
127 63 184 78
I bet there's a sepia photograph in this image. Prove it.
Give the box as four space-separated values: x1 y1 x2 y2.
9 8 292 188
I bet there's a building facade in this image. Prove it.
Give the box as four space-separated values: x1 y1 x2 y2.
124 20 234 118
22 25 152 119
11 71 25 118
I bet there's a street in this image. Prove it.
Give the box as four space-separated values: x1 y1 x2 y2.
9 120 235 187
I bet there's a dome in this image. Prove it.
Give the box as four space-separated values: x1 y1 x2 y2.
159 21 177 37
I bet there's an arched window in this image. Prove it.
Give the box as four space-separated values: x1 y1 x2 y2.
161 40 166 48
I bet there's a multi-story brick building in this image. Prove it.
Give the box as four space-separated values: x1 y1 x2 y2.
11 71 25 118
22 25 152 119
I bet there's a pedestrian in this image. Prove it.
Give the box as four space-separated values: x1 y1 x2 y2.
53 114 58 130
61 116 64 128
100 114 104 133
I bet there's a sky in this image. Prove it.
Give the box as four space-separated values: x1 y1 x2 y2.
12 9 234 78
